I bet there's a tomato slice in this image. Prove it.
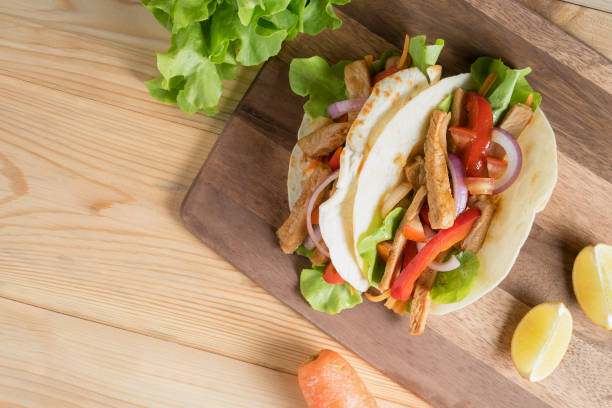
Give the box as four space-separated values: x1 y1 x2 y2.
465 177 495 195
322 262 346 284
462 92 493 177
373 67 401 84
448 126 476 154
328 146 343 171
390 208 481 300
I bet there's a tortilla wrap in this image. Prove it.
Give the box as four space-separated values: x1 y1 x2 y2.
351 73 557 313
288 67 432 292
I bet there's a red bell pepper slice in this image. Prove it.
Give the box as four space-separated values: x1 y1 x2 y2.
373 68 401 84
328 146 343 171
401 241 418 270
462 92 493 177
323 262 346 284
390 207 482 300
393 241 418 291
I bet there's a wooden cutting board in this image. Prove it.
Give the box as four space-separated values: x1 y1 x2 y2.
181 1 612 406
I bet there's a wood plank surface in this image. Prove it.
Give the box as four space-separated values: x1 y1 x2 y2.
562 0 612 13
0 0 610 407
0 298 411 408
182 1 612 407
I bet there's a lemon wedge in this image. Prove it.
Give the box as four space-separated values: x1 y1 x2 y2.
572 244 612 330
511 302 572 382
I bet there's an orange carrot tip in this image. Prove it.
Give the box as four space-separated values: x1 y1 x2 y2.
298 349 379 408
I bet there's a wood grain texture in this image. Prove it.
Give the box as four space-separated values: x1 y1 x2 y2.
0 298 412 408
561 0 612 13
0 0 610 407
182 1 612 407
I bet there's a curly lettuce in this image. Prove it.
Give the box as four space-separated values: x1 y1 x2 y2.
409 35 444 82
471 57 541 123
431 250 479 304
290 35 445 119
142 0 352 115
300 265 362 314
289 56 351 118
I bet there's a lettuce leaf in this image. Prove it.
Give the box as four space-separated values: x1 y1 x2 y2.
289 56 351 118
296 243 316 258
371 49 400 74
436 93 453 112
409 35 444 82
300 265 362 314
470 57 541 123
430 250 479 304
142 0 352 115
302 0 351 35
357 207 406 285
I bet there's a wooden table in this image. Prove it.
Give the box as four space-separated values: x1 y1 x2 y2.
0 1 609 407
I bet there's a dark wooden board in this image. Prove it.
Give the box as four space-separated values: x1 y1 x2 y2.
181 1 612 406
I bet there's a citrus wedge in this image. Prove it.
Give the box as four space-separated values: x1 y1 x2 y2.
511 302 572 382
572 244 612 330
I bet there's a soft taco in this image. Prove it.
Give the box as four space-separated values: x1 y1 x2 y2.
277 36 557 335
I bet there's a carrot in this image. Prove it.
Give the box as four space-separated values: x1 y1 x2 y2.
306 160 322 171
298 350 379 408
478 71 497 96
397 34 411 69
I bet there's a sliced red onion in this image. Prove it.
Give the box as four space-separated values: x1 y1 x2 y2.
306 170 339 257
416 224 436 251
429 255 461 272
491 127 522 194
327 98 367 119
416 224 460 271
447 153 468 216
302 224 321 251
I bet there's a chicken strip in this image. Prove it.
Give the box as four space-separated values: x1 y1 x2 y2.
500 103 533 138
277 163 332 253
347 110 360 122
385 55 401 70
404 156 425 190
424 110 454 229
450 88 466 128
344 60 372 99
405 185 427 221
490 103 533 158
409 267 437 334
297 121 351 157
379 185 426 291
461 195 496 253
310 248 329 265
379 213 409 291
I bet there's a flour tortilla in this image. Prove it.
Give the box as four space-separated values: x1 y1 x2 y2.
287 67 432 291
430 107 557 314
351 73 557 314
